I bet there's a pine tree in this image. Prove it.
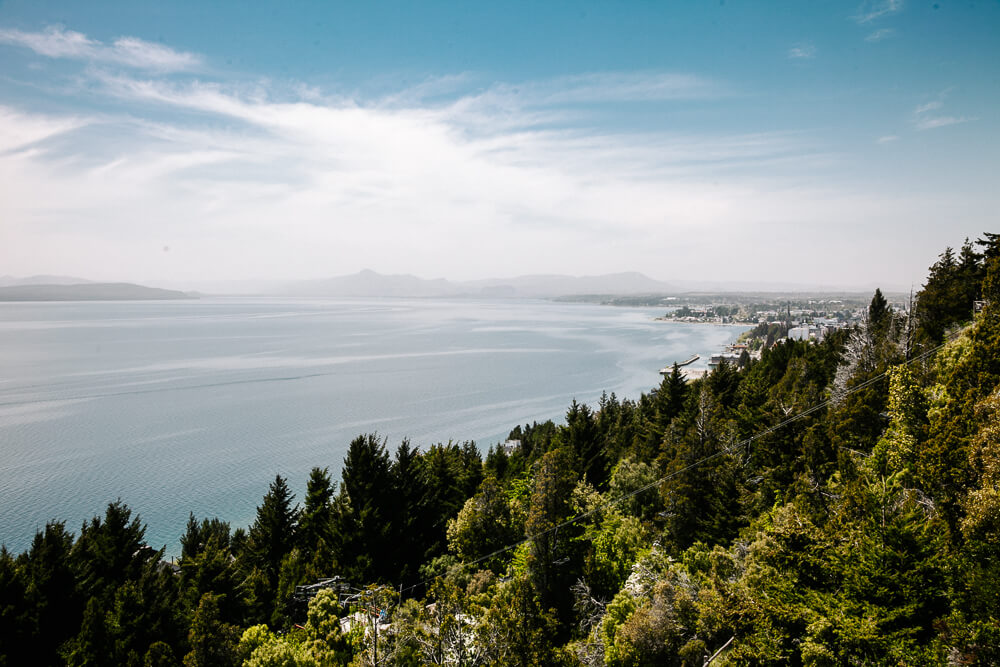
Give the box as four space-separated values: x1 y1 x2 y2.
71 501 155 605
390 440 427 583
182 593 239 667
525 447 580 631
298 467 335 573
66 597 111 667
868 288 890 338
337 433 393 583
24 521 80 666
0 546 33 667
564 399 608 488
243 475 298 622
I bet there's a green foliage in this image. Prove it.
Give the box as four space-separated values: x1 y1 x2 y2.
525 447 581 627
580 509 649 601
480 575 560 666
0 547 32 667
447 475 518 571
65 597 111 667
243 475 299 625
298 467 336 574
183 593 239 667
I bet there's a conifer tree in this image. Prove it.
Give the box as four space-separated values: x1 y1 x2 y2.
868 288 890 337
182 593 239 667
243 475 298 621
525 447 580 630
564 399 608 488
337 433 393 583
66 597 111 667
298 467 335 572
25 521 80 666
0 546 32 667
72 501 156 605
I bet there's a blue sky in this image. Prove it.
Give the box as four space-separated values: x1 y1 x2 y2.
0 0 997 289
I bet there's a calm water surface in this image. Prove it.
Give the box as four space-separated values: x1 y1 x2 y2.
0 297 745 556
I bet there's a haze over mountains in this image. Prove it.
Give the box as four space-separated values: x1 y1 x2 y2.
0 282 192 301
270 270 906 298
0 270 908 300
0 275 95 287
278 270 678 298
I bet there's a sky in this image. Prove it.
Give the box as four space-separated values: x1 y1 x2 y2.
0 0 997 290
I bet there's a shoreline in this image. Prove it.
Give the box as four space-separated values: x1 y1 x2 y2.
654 317 757 327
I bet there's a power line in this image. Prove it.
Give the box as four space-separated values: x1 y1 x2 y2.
397 329 962 597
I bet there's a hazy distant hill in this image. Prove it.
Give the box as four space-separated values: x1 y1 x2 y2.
465 271 676 297
284 269 459 297
0 283 194 301
276 269 677 298
0 274 93 287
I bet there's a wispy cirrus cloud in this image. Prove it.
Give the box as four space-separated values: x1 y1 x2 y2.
0 25 200 71
0 53 835 283
854 0 904 24
911 96 975 130
865 28 896 42
788 43 817 60
876 135 899 144
914 100 942 114
2 25 979 288
0 106 87 153
914 115 973 130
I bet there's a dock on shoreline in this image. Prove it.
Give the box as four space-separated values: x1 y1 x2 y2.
659 354 699 375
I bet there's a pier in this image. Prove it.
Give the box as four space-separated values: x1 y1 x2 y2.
659 354 699 375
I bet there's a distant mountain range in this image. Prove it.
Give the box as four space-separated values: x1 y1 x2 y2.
0 282 193 301
0 274 94 287
0 271 900 300
277 269 679 298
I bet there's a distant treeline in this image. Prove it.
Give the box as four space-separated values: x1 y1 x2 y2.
2 233 999 666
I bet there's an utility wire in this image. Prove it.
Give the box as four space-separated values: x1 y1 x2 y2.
396 329 963 597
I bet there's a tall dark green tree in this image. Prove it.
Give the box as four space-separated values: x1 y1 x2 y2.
564 399 608 488
0 547 32 667
337 433 393 583
243 475 298 622
417 443 471 566
65 597 111 667
525 447 580 631
182 593 239 667
24 521 80 666
661 387 742 549
71 501 157 606
390 440 427 583
868 288 890 337
298 466 336 573
178 517 241 625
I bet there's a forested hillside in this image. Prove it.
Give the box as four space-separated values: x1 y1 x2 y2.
2 233 998 666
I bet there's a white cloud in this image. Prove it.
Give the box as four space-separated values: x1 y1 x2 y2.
0 25 200 71
911 96 974 131
877 135 899 143
788 43 817 60
0 69 841 283
854 0 904 24
914 100 943 114
914 115 974 130
0 105 87 152
865 28 896 42
0 28 991 288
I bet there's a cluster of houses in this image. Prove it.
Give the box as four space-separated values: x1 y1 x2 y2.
787 317 848 342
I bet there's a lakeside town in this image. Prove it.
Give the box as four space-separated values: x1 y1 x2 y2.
651 293 908 379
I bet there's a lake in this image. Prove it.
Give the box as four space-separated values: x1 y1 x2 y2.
0 297 746 556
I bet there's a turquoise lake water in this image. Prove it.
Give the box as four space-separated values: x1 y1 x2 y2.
0 297 746 556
